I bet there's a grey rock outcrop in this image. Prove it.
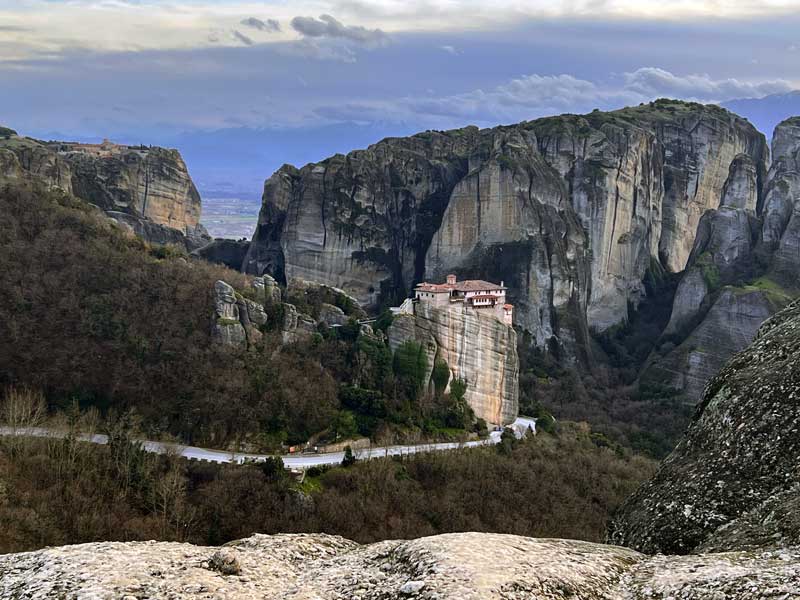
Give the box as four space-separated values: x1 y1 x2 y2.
254 273 283 305
211 280 248 348
388 302 518 425
318 302 348 327
211 280 269 349
644 131 795 402
245 101 767 361
0 133 210 250
760 117 800 288
192 238 251 270
2 532 798 599
281 302 317 344
646 287 781 401
611 298 800 555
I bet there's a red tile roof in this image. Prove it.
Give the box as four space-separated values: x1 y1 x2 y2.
415 278 506 293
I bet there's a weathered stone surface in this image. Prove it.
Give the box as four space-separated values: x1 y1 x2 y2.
64 145 202 237
192 238 251 269
760 117 800 290
646 287 782 402
281 302 317 344
211 280 247 348
2 532 798 599
387 302 518 425
720 154 759 211
611 298 800 555
245 101 767 358
318 302 349 327
0 133 209 250
0 135 73 192
647 125 793 402
254 274 283 305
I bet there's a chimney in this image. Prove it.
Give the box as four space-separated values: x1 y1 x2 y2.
500 280 504 287
446 274 457 285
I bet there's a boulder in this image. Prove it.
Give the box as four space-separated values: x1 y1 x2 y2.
611 298 800 554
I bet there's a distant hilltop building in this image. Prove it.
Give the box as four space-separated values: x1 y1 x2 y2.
48 139 148 158
409 274 513 326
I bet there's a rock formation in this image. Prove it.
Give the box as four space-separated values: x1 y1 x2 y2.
760 117 800 288
611 298 800 554
0 132 210 250
642 124 796 401
2 531 798 599
244 101 768 362
5 300 800 596
388 302 519 425
191 238 251 270
211 280 268 348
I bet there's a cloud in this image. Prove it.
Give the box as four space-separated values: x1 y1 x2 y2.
623 67 792 101
279 39 358 63
240 17 280 33
290 14 387 46
313 68 796 127
232 30 254 46
440 45 459 55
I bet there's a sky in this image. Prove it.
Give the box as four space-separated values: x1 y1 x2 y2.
2 0 800 197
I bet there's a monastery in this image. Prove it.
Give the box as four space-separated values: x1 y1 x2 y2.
403 274 513 326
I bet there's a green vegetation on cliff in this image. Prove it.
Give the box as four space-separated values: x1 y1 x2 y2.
0 181 481 450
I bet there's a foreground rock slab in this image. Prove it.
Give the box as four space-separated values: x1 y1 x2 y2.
2 532 799 599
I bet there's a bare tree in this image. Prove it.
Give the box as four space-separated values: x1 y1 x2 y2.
0 387 47 457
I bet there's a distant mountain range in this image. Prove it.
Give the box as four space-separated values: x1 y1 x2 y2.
723 90 800 139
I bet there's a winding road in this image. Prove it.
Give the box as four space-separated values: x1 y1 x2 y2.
0 417 537 469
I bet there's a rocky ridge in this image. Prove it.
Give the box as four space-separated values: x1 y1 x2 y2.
244 101 768 363
0 131 209 249
1 532 798 599
642 119 798 401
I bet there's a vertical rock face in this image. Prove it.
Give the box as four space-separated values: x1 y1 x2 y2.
760 117 800 288
62 145 207 245
0 135 74 192
387 302 519 425
211 278 274 349
211 280 248 348
0 133 209 249
611 103 768 273
645 129 794 403
647 288 779 401
246 101 767 362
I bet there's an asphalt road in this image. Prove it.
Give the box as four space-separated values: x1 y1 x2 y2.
0 417 537 469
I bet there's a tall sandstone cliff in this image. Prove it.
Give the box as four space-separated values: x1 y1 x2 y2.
643 118 799 400
387 302 519 425
0 132 209 249
244 100 768 363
